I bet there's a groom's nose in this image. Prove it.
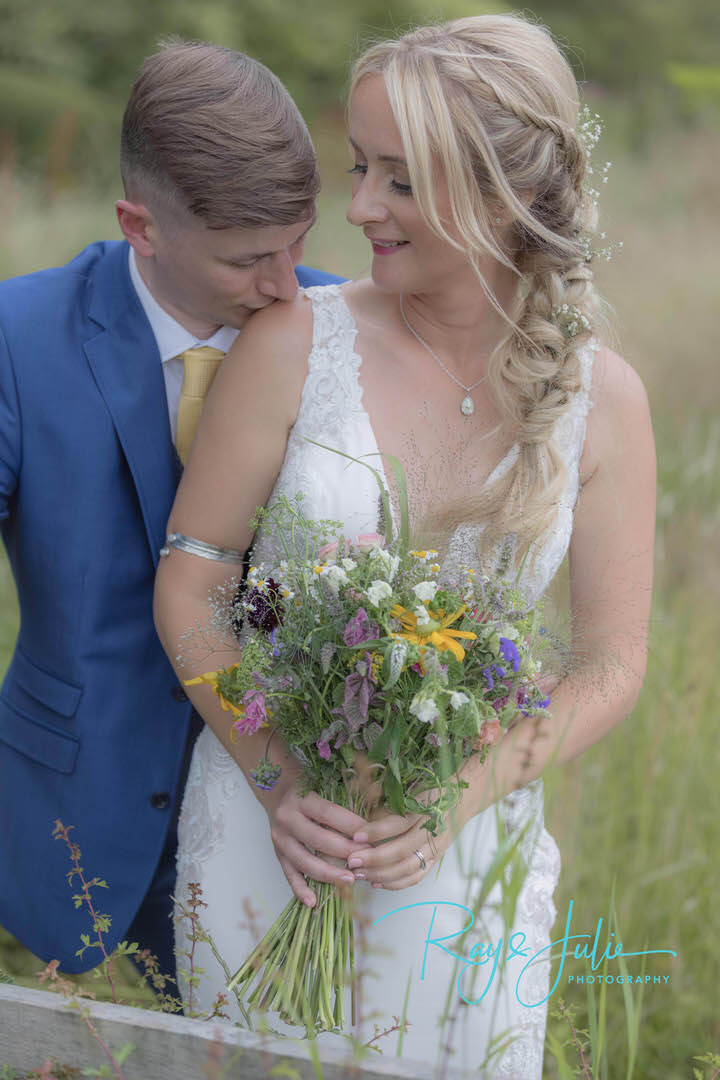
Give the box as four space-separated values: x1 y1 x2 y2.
256 250 298 303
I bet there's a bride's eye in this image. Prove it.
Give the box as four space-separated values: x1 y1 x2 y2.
390 179 412 197
347 163 368 177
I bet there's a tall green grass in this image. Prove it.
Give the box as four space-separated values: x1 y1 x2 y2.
0 118 718 1076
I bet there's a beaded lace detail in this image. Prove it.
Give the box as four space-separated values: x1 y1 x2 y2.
175 284 595 1078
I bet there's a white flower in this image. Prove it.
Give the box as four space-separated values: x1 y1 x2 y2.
413 604 431 626
341 557 357 572
366 580 393 607
325 565 349 596
409 695 439 724
371 547 400 581
413 580 438 603
449 691 470 711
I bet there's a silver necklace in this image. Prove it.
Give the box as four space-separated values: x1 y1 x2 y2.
399 295 488 416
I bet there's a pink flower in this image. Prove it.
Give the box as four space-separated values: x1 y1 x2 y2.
477 718 502 747
317 533 385 560
233 689 268 735
353 533 385 553
318 539 342 560
343 607 379 647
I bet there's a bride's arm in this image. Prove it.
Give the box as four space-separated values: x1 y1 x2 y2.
154 295 365 907
342 346 656 889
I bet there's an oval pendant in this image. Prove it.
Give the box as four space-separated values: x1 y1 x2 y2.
460 394 474 416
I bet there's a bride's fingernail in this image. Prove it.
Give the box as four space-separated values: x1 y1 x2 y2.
372 882 383 889
347 857 363 869
304 895 316 907
342 873 355 884
354 872 366 880
354 832 369 843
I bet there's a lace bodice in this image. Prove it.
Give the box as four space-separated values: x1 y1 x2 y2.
250 283 596 605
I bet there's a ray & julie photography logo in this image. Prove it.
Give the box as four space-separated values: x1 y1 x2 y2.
375 897 677 1008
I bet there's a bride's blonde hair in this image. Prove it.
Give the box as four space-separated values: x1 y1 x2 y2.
350 14 610 575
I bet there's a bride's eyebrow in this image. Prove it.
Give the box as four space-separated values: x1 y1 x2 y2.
348 135 407 167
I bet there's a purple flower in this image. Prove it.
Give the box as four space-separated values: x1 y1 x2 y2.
482 666 495 690
494 666 506 679
499 637 521 673
425 732 441 748
247 578 284 633
343 607 379 647
316 736 332 761
269 628 284 658
249 758 282 791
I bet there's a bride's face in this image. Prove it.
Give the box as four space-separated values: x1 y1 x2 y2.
346 75 477 295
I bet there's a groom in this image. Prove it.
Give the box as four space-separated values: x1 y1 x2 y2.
0 41 342 983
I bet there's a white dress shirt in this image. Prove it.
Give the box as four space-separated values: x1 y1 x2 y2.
128 248 240 441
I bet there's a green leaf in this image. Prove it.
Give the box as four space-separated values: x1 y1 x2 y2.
384 769 406 815
381 450 410 553
269 1064 303 1079
383 639 407 690
114 1043 136 1066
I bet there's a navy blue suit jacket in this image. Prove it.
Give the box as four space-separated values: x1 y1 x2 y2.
0 240 343 970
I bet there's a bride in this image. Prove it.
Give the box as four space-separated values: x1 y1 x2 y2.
154 14 654 1077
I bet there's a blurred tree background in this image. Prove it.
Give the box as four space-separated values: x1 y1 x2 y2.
0 0 719 190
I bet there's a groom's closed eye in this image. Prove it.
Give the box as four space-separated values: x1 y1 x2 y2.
224 230 312 272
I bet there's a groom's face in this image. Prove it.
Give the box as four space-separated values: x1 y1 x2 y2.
119 202 316 335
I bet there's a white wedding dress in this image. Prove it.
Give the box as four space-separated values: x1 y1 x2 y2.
175 285 596 1078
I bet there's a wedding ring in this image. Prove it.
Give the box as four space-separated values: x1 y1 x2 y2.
414 849 427 872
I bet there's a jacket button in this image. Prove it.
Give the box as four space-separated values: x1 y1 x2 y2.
150 792 171 810
171 684 188 702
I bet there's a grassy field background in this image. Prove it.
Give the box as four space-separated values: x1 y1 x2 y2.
0 112 719 1077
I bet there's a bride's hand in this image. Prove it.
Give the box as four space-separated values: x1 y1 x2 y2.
267 787 373 907
342 789 469 892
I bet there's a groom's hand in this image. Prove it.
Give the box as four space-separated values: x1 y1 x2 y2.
267 789 372 907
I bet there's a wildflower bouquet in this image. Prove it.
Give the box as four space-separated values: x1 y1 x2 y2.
185 445 553 1036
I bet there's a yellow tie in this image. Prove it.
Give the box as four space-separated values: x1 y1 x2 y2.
174 346 225 465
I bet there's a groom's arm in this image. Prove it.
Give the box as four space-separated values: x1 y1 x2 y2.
0 322 21 525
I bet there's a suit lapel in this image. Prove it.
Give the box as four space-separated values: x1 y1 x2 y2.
83 243 181 567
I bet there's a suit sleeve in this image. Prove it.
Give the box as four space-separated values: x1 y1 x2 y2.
0 322 21 523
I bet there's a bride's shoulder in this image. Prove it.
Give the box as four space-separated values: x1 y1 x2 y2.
235 289 315 351
579 342 653 488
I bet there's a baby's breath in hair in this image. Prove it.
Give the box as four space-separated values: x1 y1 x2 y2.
577 103 623 263
551 303 591 340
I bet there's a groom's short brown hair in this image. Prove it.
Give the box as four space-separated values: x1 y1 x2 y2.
120 40 320 229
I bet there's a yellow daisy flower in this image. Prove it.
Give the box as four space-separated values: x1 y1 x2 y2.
390 603 477 663
184 664 244 719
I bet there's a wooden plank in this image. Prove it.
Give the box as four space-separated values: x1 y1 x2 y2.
0 984 464 1079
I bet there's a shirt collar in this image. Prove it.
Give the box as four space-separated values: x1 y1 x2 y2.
128 247 239 363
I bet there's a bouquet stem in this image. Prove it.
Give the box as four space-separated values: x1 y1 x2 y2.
227 879 355 1034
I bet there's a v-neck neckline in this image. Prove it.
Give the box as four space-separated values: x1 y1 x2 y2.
334 288 520 534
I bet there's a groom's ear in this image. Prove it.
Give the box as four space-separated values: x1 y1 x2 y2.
115 199 158 257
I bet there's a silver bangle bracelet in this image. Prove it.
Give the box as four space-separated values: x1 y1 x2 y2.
159 532 248 565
